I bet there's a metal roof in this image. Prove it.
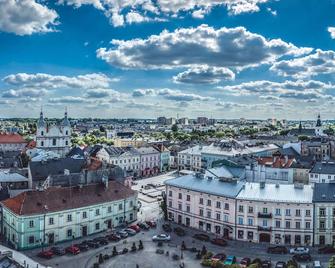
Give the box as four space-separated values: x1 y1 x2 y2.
310 162 335 175
313 183 335 202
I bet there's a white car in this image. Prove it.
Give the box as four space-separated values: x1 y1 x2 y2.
289 247 309 254
152 234 171 242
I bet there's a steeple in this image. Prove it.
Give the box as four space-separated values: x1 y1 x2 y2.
61 107 70 127
316 113 322 127
37 107 45 128
299 121 302 132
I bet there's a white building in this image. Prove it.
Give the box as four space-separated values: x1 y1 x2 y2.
236 182 313 246
177 145 203 172
35 111 71 157
309 161 335 184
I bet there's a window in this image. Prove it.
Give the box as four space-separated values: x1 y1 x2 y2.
52 138 56 146
263 220 268 227
320 220 325 230
224 214 229 222
28 236 35 244
168 201 172 207
186 205 190 213
178 193 182 199
207 211 211 219
207 200 211 206
295 209 301 217
285 221 291 229
306 222 311 229
67 229 72 237
248 218 253 226
65 141 68 146
263 208 268 214
49 217 54 225
275 208 281 216
239 205 244 213
285 209 291 216
275 220 281 228
29 220 34 228
238 230 244 239
66 130 68 135
224 203 229 210
306 209 311 217
41 141 44 147
186 195 190 201
41 131 44 136
216 213 221 220
248 206 253 213
199 198 204 205
295 222 301 229
67 214 72 222
238 217 243 225
95 223 100 230
199 209 204 216
216 201 221 209
82 211 87 219
108 206 112 213
178 203 182 210
119 203 123 211
95 209 100 216
320 208 326 216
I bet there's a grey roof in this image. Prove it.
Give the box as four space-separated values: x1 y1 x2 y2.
165 174 245 198
67 146 86 159
237 182 313 203
104 146 139 157
288 128 316 136
313 183 335 202
29 157 86 181
206 166 245 179
310 162 335 174
0 172 28 182
137 146 159 155
278 147 299 157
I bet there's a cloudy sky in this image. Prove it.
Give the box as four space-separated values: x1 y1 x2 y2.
0 0 335 119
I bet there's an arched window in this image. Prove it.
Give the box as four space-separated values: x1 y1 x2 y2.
65 130 68 135
41 141 44 147
41 131 44 136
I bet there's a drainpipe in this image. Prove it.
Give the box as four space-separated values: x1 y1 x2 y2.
234 199 237 241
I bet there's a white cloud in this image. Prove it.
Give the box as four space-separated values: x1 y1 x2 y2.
2 88 47 98
328 27 335 39
3 73 112 89
126 11 150 24
0 0 58 35
270 49 335 78
97 25 311 70
173 66 235 84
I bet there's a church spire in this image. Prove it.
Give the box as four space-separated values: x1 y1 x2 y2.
37 107 45 128
61 107 70 127
316 113 322 127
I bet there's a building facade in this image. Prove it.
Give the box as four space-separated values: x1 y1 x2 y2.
309 161 335 184
137 147 160 177
177 145 202 172
1 181 137 250
35 111 72 157
0 133 27 152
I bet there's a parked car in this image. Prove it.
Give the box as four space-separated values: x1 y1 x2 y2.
94 237 109 245
174 227 186 236
51 246 65 256
193 233 210 241
267 246 288 254
318 245 335 254
117 230 129 238
224 256 236 265
240 257 251 268
293 253 312 262
107 233 121 242
290 247 309 254
262 260 272 268
75 243 89 252
65 245 80 255
129 224 141 232
162 223 172 232
313 261 322 268
146 220 157 228
86 240 100 248
137 222 150 230
275 262 287 268
37 250 54 259
152 234 171 242
125 228 137 236
211 238 227 247
211 253 226 262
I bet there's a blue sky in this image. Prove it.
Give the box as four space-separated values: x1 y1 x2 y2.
0 0 335 119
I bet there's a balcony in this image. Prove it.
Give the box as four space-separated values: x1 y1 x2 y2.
258 226 272 232
258 212 273 219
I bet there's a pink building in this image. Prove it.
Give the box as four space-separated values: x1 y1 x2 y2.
137 147 160 177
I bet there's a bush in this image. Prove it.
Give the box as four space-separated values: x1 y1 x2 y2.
203 251 213 259
201 259 212 267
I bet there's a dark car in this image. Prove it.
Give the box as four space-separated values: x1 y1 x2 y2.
193 233 210 241
65 245 80 255
162 223 172 232
211 253 226 262
137 222 150 230
211 238 227 247
37 249 54 259
275 261 287 268
293 253 312 262
240 257 251 268
262 260 272 268
94 237 109 245
86 240 100 248
75 242 90 251
51 246 66 256
267 246 288 254
107 233 121 242
318 245 335 254
146 220 157 228
174 227 186 236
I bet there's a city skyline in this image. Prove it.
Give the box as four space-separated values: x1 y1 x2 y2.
0 0 335 119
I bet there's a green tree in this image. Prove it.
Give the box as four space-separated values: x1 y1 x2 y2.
329 255 335 268
171 124 178 132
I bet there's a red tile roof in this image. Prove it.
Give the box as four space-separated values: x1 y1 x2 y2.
257 156 294 168
1 181 136 216
0 133 26 144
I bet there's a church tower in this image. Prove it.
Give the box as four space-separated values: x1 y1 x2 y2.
315 113 323 136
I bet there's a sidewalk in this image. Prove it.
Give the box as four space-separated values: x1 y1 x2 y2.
0 245 50 268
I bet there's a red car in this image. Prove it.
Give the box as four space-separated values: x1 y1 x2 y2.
211 238 227 247
37 249 54 259
146 220 157 228
65 245 80 255
129 224 141 232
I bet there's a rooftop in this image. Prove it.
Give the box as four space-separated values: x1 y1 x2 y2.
1 181 135 216
165 174 244 198
310 161 335 175
237 182 313 203
0 133 26 144
313 183 335 202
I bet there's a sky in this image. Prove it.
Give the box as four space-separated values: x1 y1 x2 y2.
0 0 335 119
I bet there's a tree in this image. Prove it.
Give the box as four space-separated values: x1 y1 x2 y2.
329 255 335 268
298 135 309 141
171 124 178 132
